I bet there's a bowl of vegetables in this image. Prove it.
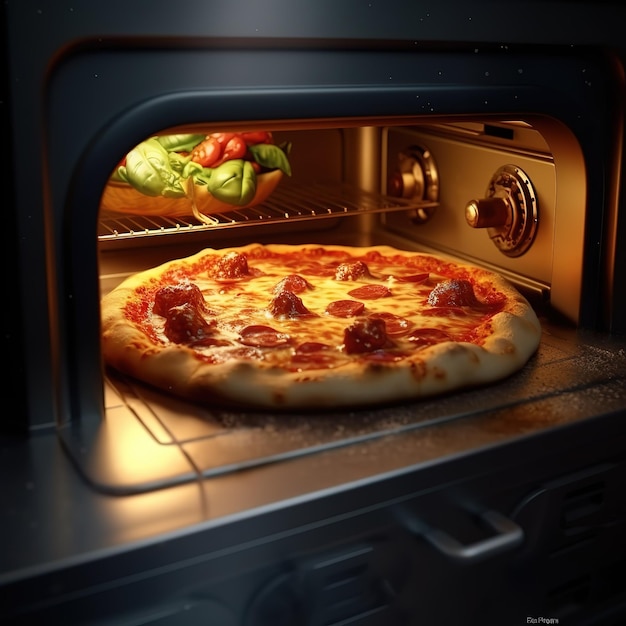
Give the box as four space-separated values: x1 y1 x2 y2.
100 132 291 221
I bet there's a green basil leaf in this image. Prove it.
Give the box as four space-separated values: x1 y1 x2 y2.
117 137 186 198
156 134 205 153
168 150 192 176
182 160 205 180
206 159 257 206
248 143 292 176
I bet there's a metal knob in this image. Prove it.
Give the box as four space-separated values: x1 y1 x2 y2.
387 145 439 224
464 165 539 257
465 197 511 229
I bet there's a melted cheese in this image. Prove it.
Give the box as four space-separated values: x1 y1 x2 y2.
137 244 502 371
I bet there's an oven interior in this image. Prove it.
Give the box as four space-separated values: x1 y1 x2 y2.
59 117 624 496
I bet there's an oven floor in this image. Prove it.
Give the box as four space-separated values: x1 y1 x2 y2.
63 324 626 494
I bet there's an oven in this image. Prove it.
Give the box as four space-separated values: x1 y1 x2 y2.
2 1 626 625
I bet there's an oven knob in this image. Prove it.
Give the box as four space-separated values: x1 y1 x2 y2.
387 145 439 224
465 197 510 229
465 164 538 257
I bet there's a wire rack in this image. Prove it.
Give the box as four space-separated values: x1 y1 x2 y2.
97 183 437 244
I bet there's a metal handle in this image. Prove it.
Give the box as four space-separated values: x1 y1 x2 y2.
421 510 524 561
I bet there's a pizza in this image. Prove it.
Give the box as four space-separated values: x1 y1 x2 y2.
100 243 542 410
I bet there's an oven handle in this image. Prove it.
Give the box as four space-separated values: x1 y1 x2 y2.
404 509 524 562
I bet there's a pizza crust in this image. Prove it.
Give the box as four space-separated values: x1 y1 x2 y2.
101 243 542 410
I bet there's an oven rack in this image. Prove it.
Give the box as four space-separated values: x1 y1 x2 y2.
97 183 437 245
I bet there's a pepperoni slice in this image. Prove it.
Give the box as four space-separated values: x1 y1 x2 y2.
368 312 413 336
347 284 391 299
210 251 251 280
153 282 207 316
334 260 374 281
268 290 314 318
428 279 479 307
343 317 388 354
273 274 314 294
295 341 332 353
163 303 216 344
325 300 365 318
406 327 453 348
239 325 291 348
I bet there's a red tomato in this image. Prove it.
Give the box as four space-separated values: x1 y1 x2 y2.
191 132 271 168
209 132 236 146
240 131 272 145
223 135 247 159
212 135 247 167
190 136 222 167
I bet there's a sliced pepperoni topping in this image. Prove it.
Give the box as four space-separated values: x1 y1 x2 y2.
428 279 479 307
273 274 314 294
268 290 314 318
406 327 453 348
295 341 332 353
209 251 251 280
153 282 207 316
368 312 413 336
343 317 389 354
334 260 374 281
239 325 291 348
325 300 365 318
347 284 392 299
392 273 429 283
163 302 216 344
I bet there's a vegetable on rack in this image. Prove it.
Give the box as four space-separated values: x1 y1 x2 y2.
112 131 292 208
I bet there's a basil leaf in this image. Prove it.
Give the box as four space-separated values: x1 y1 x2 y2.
156 134 205 153
117 137 186 198
248 143 292 176
182 160 205 180
206 159 257 206
168 150 192 176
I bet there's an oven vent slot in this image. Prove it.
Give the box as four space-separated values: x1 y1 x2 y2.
546 557 626 620
97 183 437 245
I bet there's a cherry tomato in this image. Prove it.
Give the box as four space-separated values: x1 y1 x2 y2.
190 136 222 167
209 132 236 146
212 135 247 167
190 131 272 169
240 131 272 145
223 135 247 159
